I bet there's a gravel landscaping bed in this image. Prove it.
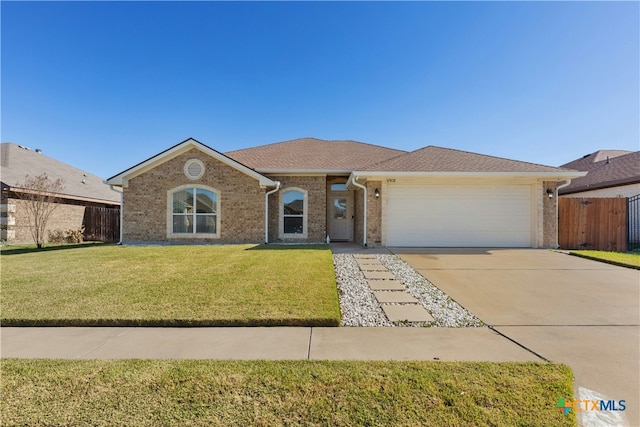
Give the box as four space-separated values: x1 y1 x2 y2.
334 254 484 327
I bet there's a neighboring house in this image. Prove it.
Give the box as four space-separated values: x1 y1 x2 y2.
1 143 121 244
558 150 640 198
106 137 583 248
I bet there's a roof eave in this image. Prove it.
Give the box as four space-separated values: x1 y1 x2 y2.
559 176 640 195
257 168 353 175
6 186 121 205
351 171 587 179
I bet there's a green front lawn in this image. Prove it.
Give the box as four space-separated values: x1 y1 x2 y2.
570 250 640 269
1 359 576 426
1 244 340 326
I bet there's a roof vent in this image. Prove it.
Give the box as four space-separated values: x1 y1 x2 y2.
184 159 205 180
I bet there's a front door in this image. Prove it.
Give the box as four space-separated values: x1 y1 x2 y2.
328 182 354 241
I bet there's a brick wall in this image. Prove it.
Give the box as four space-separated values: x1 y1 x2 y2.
366 181 382 246
3 197 85 244
542 180 558 248
266 175 326 243
353 187 364 245
123 148 265 243
350 181 381 247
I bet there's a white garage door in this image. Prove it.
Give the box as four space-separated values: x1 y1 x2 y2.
385 184 532 247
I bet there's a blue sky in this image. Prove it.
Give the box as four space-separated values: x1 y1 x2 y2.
2 1 638 179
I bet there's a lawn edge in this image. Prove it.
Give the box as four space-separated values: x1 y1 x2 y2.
568 252 640 270
0 317 340 327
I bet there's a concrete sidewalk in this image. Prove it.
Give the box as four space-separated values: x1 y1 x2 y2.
1 326 542 361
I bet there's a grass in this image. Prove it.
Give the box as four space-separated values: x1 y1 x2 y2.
1 244 340 326
569 250 640 269
1 359 576 427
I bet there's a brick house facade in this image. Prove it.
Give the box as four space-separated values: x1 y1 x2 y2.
107 138 583 248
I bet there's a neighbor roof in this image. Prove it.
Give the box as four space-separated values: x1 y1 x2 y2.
226 138 407 172
1 142 121 204
559 150 640 195
359 146 574 174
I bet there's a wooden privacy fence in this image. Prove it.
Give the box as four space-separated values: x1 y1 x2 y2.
629 194 640 251
82 206 120 243
558 197 627 252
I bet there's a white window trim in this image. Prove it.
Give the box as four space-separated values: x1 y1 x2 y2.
279 187 308 239
167 184 220 239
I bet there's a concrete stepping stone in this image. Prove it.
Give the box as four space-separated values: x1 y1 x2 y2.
373 291 419 304
362 270 395 280
356 259 385 265
382 304 434 323
353 254 377 259
358 264 388 271
368 280 406 291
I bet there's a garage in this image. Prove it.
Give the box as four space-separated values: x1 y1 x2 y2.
385 183 533 247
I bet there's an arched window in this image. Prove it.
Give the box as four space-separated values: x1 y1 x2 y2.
169 186 219 236
280 188 307 238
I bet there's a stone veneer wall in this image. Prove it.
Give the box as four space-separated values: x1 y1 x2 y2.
266 175 326 243
123 148 265 243
542 180 558 248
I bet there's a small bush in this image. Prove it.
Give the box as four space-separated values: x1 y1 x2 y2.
48 229 65 244
47 227 85 244
66 227 85 244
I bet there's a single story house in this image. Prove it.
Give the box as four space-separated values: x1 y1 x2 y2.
106 137 584 248
558 150 640 198
1 142 121 243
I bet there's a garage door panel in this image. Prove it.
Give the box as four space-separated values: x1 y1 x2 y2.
386 185 532 247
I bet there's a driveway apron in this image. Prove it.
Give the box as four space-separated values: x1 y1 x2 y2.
392 248 640 427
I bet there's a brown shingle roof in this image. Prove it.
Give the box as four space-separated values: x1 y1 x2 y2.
360 145 568 173
1 142 121 204
226 137 406 171
559 150 640 194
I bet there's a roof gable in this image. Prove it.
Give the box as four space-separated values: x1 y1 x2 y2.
1 142 120 204
226 137 406 172
559 150 640 194
360 145 574 174
106 138 276 187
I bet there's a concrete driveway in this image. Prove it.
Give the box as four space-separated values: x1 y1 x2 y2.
392 248 640 427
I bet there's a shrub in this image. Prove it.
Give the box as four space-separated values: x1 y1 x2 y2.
47 227 85 244
48 229 65 244
66 227 85 244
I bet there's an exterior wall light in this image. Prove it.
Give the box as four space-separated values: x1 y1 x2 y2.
546 188 554 199
374 188 380 198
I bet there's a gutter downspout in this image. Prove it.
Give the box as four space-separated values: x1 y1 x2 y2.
554 180 573 249
348 175 367 247
265 182 281 244
109 185 124 245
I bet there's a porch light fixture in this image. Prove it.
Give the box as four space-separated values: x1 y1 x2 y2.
374 188 380 198
546 188 554 199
